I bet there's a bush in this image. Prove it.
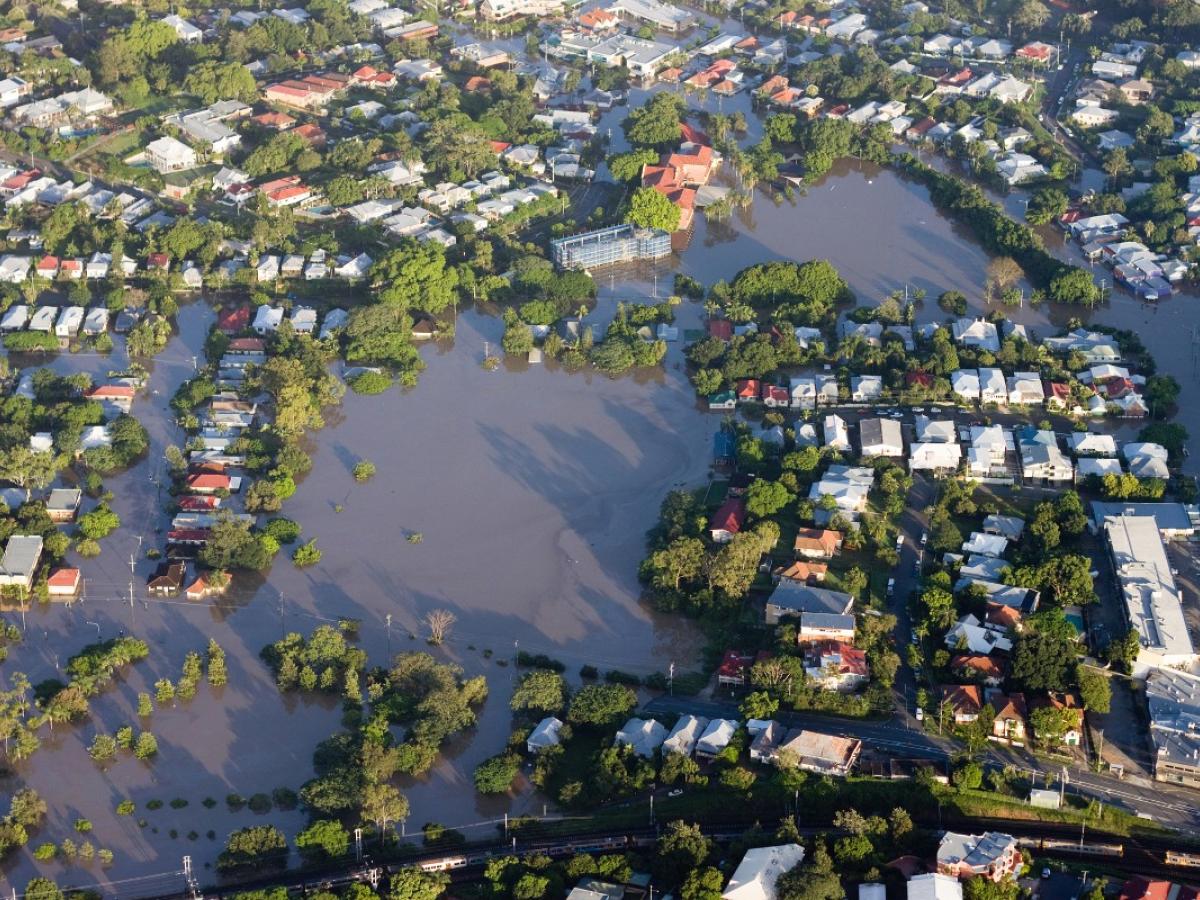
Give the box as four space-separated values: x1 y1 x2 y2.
225 794 245 811
474 753 520 794
218 825 286 871
349 370 392 394
516 651 566 672
247 793 272 814
264 518 301 544
292 539 322 567
271 788 298 811
580 664 598 679
352 461 376 482
115 800 135 816
604 669 642 686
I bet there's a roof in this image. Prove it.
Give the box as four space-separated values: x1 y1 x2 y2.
942 684 982 714
937 831 1017 871
0 534 42 579
710 498 746 534
722 844 805 900
767 581 854 616
908 874 963 900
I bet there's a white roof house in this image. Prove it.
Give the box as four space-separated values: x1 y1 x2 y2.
252 304 283 334
54 306 83 337
290 306 317 333
1068 432 1118 456
908 874 963 900
28 306 56 331
952 317 1000 352
963 531 1008 557
850 374 883 401
320 308 349 339
615 717 667 758
915 416 956 444
722 844 805 900
696 718 739 757
0 255 31 283
910 442 961 472
951 369 980 401
859 417 903 458
0 304 28 330
662 714 708 757
823 414 850 452
526 716 563 753
145 136 198 174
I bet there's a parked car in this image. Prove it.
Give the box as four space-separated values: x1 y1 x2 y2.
915 707 924 721
920 531 928 546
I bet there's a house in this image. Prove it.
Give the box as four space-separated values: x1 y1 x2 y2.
968 426 1008 477
147 560 187 596
662 714 708 757
952 317 1000 352
721 845 806 900
805 641 869 691
716 649 763 686
253 305 283 335
0 535 42 591
1007 372 1045 405
1068 432 1117 456
145 136 197 173
527 716 563 753
696 718 739 758
85 384 136 415
615 717 667 758
709 498 746 543
776 560 828 583
765 582 854 625
1029 692 1084 746
982 515 1024 541
1118 78 1154 105
915 416 956 444
808 466 872 514
951 369 981 401
950 654 1004 686
909 442 962 473
941 684 983 724
859 417 903 458
851 375 883 402
992 693 1027 742
46 488 81 523
771 728 862 776
944 614 1012 654
1021 441 1073 484
909 875 963 900
186 472 234 494
936 832 1020 882
798 612 856 644
46 566 81 598
823 414 850 452
793 528 843 560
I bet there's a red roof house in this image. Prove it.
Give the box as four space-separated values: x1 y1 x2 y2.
709 498 746 543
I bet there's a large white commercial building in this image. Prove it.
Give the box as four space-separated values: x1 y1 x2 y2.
1103 514 1197 678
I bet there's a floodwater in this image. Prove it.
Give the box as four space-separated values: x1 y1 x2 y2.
0 296 710 891
4 146 1200 894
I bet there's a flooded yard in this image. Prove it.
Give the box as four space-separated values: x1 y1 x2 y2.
3 154 1200 893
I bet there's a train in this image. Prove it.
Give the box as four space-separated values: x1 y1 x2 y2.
1018 837 1125 858
418 833 641 873
1164 851 1200 868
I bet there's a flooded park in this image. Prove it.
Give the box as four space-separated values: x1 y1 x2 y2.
3 153 1200 891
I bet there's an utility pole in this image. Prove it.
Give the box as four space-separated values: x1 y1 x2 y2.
128 581 135 623
385 613 392 659
668 661 674 695
354 827 363 862
278 597 286 637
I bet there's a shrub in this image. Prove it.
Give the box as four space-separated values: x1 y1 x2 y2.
264 518 301 544
292 539 322 567
116 800 135 816
474 753 520 794
134 732 158 759
169 798 188 809
349 370 391 394
352 460 376 482
271 788 298 811
146 800 163 811
247 793 272 813
226 794 245 811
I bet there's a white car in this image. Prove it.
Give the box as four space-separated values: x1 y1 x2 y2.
920 531 928 546
915 708 924 721
895 534 904 551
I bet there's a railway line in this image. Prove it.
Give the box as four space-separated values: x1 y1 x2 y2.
153 820 1200 900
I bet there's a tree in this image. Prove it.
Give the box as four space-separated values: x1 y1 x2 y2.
1025 187 1068 225
1011 0 1049 32
624 93 685 148
952 760 983 789
777 863 845 900
986 257 1023 294
608 148 659 182
511 670 566 713
424 609 456 645
23 880 63 900
681 867 725 900
184 60 258 103
745 479 791 518
219 826 287 870
473 753 520 794
1078 668 1112 713
371 242 459 313
0 445 59 490
1048 268 1099 306
1012 629 1075 693
361 782 408 836
645 537 706 591
626 187 680 233
655 821 710 887
295 820 349 860
568 684 636 727
388 867 449 900
1030 705 1077 747
740 691 779 720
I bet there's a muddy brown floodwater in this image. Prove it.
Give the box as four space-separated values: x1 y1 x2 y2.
3 157 1199 895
